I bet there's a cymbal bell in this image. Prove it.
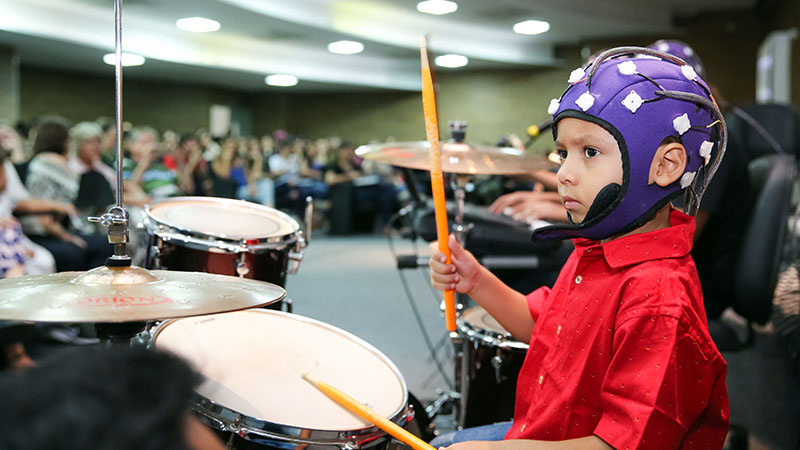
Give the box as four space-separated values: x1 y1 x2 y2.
0 266 285 323
355 141 556 175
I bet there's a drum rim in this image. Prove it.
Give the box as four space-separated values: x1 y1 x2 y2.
152 309 410 442
458 307 529 351
144 196 301 250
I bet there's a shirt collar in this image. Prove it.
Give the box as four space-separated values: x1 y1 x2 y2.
572 209 695 269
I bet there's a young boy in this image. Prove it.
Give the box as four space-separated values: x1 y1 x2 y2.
429 47 730 450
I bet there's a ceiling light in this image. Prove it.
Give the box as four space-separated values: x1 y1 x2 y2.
513 20 550 35
416 0 458 15
434 54 468 68
265 74 298 87
328 40 365 55
102 53 145 67
176 17 221 33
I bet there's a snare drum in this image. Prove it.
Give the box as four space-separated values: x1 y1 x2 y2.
144 197 304 287
457 306 528 428
153 309 412 449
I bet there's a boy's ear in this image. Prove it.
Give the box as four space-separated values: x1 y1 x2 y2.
648 142 687 187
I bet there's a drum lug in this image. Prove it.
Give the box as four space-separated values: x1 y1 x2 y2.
236 253 250 277
491 352 505 384
288 247 304 275
341 440 359 450
148 245 161 269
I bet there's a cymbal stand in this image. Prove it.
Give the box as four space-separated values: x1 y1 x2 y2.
87 0 139 346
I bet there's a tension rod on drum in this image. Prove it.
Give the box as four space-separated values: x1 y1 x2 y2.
88 0 131 267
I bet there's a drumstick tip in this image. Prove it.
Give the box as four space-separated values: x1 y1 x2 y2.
300 372 318 385
419 36 427 49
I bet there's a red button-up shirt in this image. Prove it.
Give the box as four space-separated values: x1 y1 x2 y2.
505 209 729 449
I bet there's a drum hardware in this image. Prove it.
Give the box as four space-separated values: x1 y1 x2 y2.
236 253 250 277
143 197 304 288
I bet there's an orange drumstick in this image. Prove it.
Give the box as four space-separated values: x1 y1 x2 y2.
301 373 436 450
420 36 457 332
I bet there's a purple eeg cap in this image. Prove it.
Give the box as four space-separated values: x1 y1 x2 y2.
531 47 727 241
649 39 706 79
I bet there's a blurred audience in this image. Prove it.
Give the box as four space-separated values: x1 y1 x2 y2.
21 118 110 271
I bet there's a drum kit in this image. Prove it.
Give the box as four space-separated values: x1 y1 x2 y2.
357 123 558 429
0 2 560 448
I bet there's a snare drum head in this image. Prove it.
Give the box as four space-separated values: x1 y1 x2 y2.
461 305 509 336
154 310 406 431
147 197 299 241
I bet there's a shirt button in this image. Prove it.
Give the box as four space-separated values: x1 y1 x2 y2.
556 325 562 335
521 425 526 432
575 275 583 284
586 248 593 253
538 375 544 384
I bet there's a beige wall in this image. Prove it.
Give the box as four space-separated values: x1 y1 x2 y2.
19 67 258 134
0 45 20 124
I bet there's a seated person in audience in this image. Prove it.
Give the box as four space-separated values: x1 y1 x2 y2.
0 124 29 164
429 48 729 450
68 121 150 211
0 226 39 373
124 126 183 200
324 141 400 230
20 119 110 272
271 136 328 216
0 346 225 450
165 134 212 197
212 137 275 205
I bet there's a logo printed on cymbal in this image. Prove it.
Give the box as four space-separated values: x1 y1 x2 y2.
74 296 174 306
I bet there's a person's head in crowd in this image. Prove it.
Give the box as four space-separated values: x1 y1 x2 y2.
178 134 200 159
0 124 26 163
162 130 179 154
128 126 158 162
648 39 706 79
336 140 357 166
534 46 725 241
0 346 225 450
260 134 274 155
70 121 103 166
272 129 288 145
32 117 70 156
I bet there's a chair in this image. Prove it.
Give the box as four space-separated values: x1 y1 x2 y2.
726 103 800 158
707 154 796 450
709 153 796 350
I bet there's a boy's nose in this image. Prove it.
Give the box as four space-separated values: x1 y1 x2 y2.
557 158 577 186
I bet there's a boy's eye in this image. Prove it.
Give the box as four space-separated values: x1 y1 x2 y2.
584 147 600 158
556 149 567 161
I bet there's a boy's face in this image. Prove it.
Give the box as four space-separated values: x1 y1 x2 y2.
555 118 623 223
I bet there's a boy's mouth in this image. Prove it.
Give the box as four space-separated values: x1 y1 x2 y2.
561 195 582 211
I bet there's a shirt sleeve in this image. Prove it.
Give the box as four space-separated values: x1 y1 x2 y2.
592 314 728 450
525 286 550 323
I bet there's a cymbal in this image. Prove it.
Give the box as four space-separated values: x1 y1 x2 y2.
355 141 556 175
0 266 285 323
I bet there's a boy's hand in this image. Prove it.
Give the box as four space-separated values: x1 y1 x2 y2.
428 234 483 296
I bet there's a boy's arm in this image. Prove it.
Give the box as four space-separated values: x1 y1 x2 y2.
429 235 536 343
440 436 613 450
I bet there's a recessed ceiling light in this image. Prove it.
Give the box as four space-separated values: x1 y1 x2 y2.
265 74 298 87
176 17 221 33
435 54 468 68
102 53 146 67
328 40 365 55
513 20 550 35
416 0 458 15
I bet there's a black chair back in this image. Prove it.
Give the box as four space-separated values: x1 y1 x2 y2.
727 103 800 158
733 154 797 325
